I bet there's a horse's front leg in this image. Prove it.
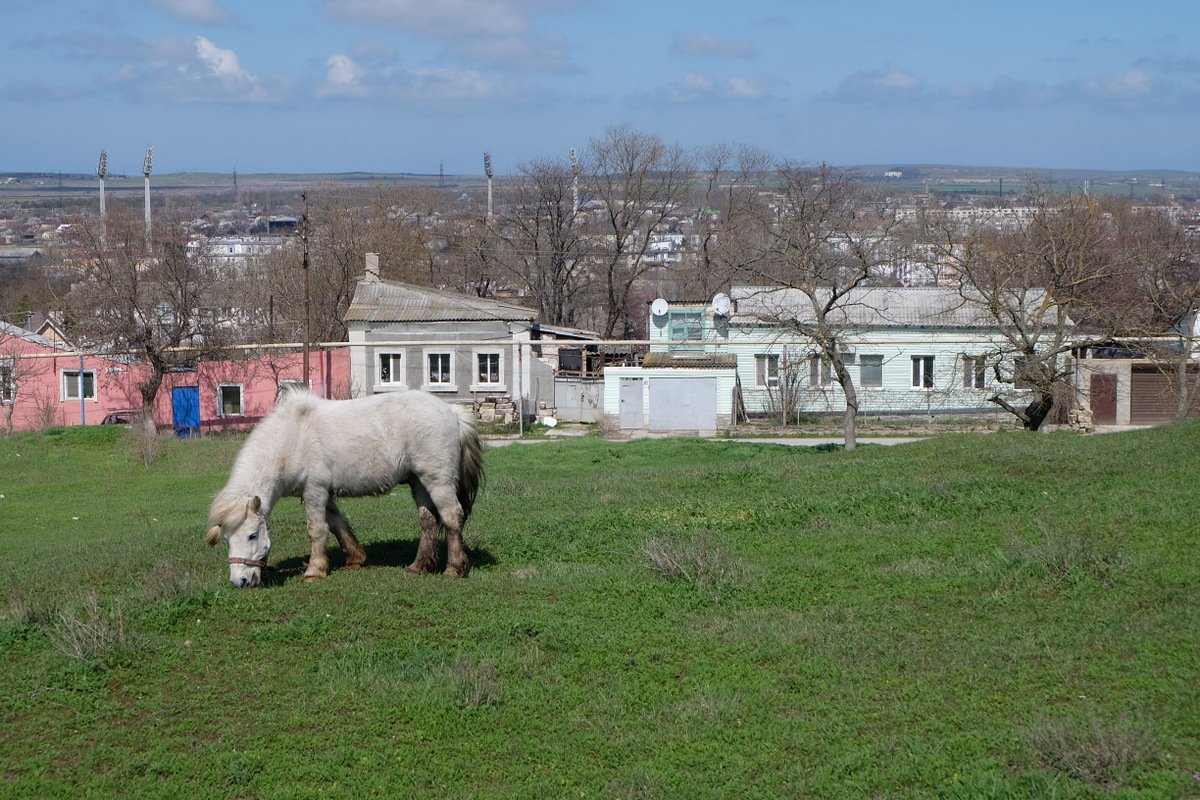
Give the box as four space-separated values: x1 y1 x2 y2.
303 488 332 582
327 500 366 570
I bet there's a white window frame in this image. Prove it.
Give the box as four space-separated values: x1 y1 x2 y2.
62 369 96 401
377 351 405 386
808 355 835 388
0 360 13 403
755 354 780 389
911 356 935 390
424 350 456 392
859 354 883 389
217 383 244 416
471 349 506 393
963 355 987 390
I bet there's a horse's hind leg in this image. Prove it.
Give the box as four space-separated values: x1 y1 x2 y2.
428 484 470 578
407 481 441 575
327 501 366 570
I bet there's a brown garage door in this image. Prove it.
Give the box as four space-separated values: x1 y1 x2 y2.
1130 367 1200 424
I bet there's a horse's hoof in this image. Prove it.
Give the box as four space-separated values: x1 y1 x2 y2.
444 565 470 578
303 575 323 584
345 563 364 570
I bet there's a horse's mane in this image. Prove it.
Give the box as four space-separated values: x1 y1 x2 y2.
207 489 249 530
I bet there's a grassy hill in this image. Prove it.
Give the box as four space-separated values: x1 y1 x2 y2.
1 424 1197 798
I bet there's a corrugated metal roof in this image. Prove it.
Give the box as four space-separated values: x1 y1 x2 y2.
729 286 1067 329
344 279 539 324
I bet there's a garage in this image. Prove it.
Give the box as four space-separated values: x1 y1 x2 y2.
1130 367 1200 424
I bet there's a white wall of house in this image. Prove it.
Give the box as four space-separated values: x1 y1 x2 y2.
647 300 1033 418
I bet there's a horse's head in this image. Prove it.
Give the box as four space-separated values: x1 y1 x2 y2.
205 494 271 588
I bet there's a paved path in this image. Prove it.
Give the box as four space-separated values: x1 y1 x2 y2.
485 434 926 447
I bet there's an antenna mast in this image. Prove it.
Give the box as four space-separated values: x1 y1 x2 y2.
483 151 493 218
142 145 154 242
570 147 580 215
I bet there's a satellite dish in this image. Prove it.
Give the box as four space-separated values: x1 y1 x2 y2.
651 298 669 317
712 292 731 317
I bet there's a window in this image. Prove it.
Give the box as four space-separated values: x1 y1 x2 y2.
860 355 883 388
811 357 830 388
963 355 986 389
668 311 703 349
911 356 935 389
426 352 454 389
378 352 404 385
63 370 96 401
755 354 779 388
475 351 503 388
218 384 243 416
0 361 12 403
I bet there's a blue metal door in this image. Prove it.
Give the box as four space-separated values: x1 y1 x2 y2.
171 386 201 437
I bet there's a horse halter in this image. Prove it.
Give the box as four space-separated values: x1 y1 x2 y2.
228 556 269 569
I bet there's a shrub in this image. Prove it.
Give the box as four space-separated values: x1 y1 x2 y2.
1026 709 1159 787
644 531 747 600
46 592 141 663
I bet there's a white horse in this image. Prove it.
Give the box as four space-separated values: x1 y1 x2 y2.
205 389 483 588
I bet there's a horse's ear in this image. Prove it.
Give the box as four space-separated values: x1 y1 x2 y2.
249 496 262 514
204 525 221 547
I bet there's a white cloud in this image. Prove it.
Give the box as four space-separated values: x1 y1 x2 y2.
191 36 269 101
672 32 755 59
658 72 768 104
194 37 246 80
1085 69 1152 99
317 54 368 98
149 0 233 25
326 0 549 37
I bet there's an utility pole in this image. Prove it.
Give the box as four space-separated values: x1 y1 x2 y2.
301 191 311 388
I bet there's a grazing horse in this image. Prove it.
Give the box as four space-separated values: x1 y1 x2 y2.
205 389 483 588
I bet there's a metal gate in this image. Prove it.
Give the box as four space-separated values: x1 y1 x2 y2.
1090 373 1117 424
171 385 201 437
648 377 717 431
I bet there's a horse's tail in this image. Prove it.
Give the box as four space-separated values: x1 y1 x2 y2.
456 408 484 521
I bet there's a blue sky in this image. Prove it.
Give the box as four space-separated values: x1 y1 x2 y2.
3 0 1198 175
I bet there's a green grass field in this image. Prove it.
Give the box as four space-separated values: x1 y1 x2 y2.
1 424 1198 798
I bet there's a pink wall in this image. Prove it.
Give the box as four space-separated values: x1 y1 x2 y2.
3 339 349 434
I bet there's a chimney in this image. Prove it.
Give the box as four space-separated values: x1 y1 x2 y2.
364 252 380 282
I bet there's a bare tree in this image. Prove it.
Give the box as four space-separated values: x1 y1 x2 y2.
257 187 431 342
1096 202 1200 420
587 125 695 337
733 163 901 450
63 205 230 431
684 143 774 300
489 157 587 325
924 191 1118 430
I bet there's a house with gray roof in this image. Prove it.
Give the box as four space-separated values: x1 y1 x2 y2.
344 254 596 417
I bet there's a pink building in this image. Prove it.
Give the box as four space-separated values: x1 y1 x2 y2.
1 321 349 434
